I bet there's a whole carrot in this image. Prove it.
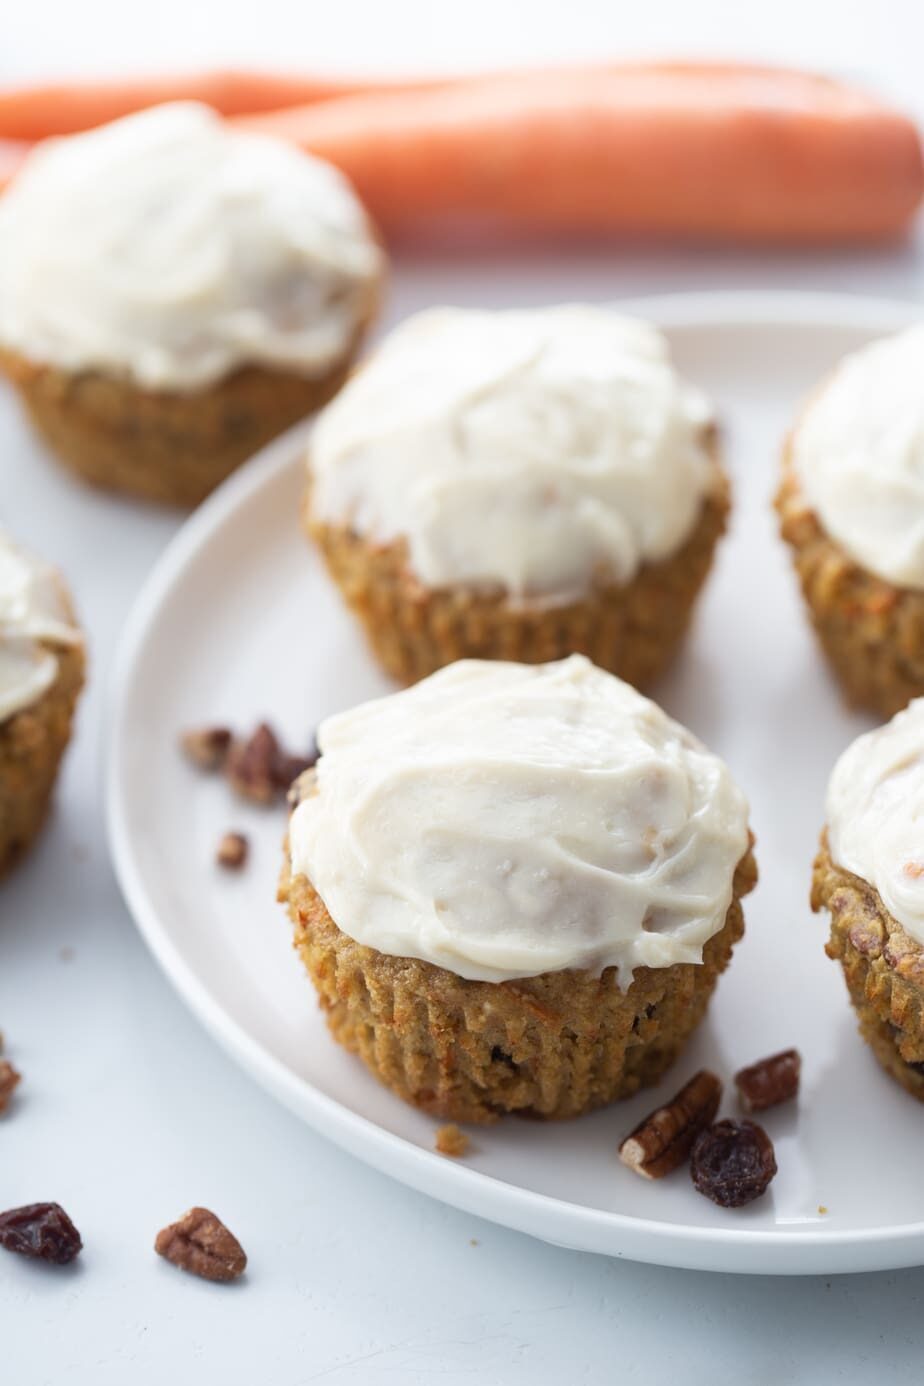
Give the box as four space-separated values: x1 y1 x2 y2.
0 59 799 141
233 65 924 244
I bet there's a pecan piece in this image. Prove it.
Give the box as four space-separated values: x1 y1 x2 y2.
155 1207 246 1282
226 723 280 804
618 1070 722 1179
216 831 248 871
0 1203 82 1264
180 726 232 772
0 1059 21 1114
734 1048 801 1113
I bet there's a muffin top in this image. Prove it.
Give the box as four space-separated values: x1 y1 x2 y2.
791 326 924 590
288 654 750 985
309 306 717 603
0 103 382 391
0 532 82 722
827 699 924 947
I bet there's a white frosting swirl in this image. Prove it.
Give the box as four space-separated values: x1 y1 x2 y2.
289 655 750 985
792 326 924 590
309 306 717 602
0 103 382 390
827 699 924 947
0 532 82 722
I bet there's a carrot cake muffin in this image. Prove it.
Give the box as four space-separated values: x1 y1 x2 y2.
812 700 924 1100
279 654 755 1122
305 305 729 686
0 532 84 877
0 102 383 508
777 326 924 717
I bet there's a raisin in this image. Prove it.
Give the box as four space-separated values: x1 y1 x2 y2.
690 1120 777 1208
0 1203 82 1264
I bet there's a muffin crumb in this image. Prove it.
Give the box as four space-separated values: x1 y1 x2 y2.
435 1124 470 1158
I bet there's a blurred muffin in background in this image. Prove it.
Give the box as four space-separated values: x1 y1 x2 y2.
0 102 383 507
777 326 924 717
0 531 84 878
304 304 728 687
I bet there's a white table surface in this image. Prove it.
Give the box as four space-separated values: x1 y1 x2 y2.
4 5 924 1381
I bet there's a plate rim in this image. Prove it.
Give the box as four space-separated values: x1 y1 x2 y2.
106 289 924 1274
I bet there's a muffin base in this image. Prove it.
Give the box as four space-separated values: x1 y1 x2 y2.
306 453 729 688
776 445 924 719
812 831 924 1100
0 643 85 879
279 843 756 1124
1 341 364 510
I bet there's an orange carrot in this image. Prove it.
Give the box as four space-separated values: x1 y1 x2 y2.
0 60 779 141
232 65 924 243
0 69 422 142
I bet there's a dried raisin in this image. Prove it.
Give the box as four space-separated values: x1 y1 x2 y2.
691 1120 777 1207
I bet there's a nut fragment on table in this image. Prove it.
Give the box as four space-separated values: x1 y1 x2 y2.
618 1069 722 1179
734 1048 801 1112
216 831 248 871
179 726 232 772
0 1058 21 1114
154 1206 247 1283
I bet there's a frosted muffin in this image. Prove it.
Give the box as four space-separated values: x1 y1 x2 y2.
0 533 84 877
306 306 728 686
812 701 924 1100
279 654 755 1122
0 103 383 508
777 327 924 717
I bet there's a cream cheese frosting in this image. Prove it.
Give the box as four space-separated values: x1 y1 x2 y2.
827 699 924 948
792 326 924 591
288 654 750 985
308 306 717 603
0 102 382 391
0 532 82 723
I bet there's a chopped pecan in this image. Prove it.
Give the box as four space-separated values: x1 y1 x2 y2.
734 1049 801 1113
226 723 280 804
884 934 924 985
618 1070 722 1179
847 919 884 957
155 1207 246 1283
0 1059 21 1114
216 832 248 871
180 726 232 772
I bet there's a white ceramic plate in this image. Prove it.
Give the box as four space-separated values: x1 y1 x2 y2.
108 292 924 1275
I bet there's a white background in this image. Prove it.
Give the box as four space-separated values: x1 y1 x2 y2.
4 4 924 1381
